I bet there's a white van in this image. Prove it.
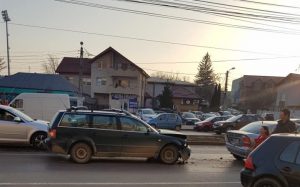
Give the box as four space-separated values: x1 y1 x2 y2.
9 93 71 122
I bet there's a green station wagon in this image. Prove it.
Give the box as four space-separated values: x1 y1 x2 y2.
46 108 191 164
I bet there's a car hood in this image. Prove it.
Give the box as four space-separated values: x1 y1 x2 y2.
159 129 187 140
143 114 157 118
28 120 49 132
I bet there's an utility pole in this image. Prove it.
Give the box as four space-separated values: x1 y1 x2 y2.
2 10 11 75
223 67 235 107
78 41 84 96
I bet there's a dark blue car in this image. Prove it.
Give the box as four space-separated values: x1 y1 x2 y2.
147 113 182 131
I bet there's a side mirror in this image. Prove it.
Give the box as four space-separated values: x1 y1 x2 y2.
14 117 22 123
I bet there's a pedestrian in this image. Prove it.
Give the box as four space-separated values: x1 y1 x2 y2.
253 126 270 149
272 109 297 134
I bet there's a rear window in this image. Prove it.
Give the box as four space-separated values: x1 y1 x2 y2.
240 122 276 134
59 113 90 128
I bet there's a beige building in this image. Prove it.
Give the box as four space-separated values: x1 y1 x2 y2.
90 47 149 110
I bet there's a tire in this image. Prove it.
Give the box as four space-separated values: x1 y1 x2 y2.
232 154 244 161
160 145 179 164
31 132 47 150
70 143 92 164
175 126 181 131
253 177 282 187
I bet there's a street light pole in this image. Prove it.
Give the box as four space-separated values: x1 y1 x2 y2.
2 10 11 76
78 42 84 96
223 67 235 107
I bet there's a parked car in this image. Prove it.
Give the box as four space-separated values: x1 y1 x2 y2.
213 114 261 134
200 113 217 121
137 108 157 121
194 116 231 132
241 134 300 187
219 111 232 116
180 112 200 125
226 119 300 160
0 105 48 149
147 113 182 131
192 111 203 119
46 109 191 164
262 113 275 121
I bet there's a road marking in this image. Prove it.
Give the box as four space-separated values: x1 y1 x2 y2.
0 182 240 186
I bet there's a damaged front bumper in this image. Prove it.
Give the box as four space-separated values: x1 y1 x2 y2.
179 146 191 161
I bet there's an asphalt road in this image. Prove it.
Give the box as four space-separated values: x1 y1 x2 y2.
0 145 243 187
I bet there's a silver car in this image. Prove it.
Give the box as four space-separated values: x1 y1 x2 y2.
225 120 300 160
0 105 48 149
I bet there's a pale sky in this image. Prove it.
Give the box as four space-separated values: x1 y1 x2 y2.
1 0 300 87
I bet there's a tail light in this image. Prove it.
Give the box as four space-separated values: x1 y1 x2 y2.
49 129 56 139
242 136 251 147
244 156 255 170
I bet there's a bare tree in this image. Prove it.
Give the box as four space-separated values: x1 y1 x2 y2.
43 55 59 74
0 58 6 73
151 71 190 82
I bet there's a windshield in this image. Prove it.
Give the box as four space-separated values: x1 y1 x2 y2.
226 115 242 122
8 107 33 122
183 112 196 118
143 109 156 115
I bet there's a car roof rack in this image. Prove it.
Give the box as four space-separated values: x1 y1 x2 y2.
67 106 89 112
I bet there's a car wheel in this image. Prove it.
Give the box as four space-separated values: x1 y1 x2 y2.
232 154 244 161
253 177 282 187
175 126 181 131
70 143 92 164
160 145 179 164
31 132 47 150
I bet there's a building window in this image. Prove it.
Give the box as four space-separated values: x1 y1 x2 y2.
82 78 91 85
96 78 107 86
115 79 130 88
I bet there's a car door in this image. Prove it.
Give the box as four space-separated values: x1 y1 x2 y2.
157 114 167 129
0 109 28 143
119 116 161 158
235 115 248 129
276 141 300 187
167 114 177 129
92 114 123 157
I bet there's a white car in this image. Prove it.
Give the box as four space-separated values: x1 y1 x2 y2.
0 105 49 149
137 108 157 121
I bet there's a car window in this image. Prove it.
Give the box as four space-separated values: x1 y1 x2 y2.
0 109 15 122
120 117 148 132
60 113 90 128
167 114 176 120
240 122 263 134
280 142 300 163
92 115 117 130
158 114 167 120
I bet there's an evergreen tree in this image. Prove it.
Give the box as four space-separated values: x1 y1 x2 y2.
158 85 173 109
195 53 215 85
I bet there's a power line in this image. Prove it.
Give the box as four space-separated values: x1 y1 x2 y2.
6 22 284 56
235 0 300 9
111 0 300 24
